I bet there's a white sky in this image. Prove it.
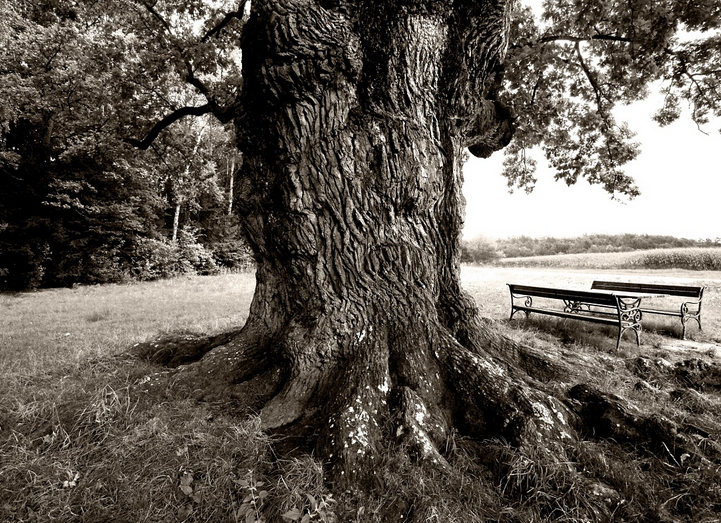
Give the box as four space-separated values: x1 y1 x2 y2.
462 95 721 240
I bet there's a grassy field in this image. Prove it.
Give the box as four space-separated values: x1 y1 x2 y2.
0 273 255 375
497 247 721 271
2 260 721 522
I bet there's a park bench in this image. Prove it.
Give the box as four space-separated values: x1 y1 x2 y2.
590 281 704 339
507 284 644 351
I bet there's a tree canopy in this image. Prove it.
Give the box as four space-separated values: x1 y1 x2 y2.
2 0 719 246
0 0 249 289
501 0 721 196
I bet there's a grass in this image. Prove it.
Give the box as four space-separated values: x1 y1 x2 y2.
2 259 721 522
0 272 255 375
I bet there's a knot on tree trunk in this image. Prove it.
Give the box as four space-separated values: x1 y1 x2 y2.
466 99 515 158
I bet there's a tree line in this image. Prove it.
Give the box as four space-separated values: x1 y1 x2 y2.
461 234 721 263
0 1 251 291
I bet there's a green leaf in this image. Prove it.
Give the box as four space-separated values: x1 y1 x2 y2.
281 507 302 521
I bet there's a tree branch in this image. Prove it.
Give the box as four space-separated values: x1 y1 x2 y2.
140 0 173 35
125 104 212 149
537 34 633 45
574 41 605 112
201 0 249 43
124 1 245 148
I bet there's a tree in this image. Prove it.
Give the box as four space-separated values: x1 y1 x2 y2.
0 0 248 288
26 0 717 500
127 0 721 496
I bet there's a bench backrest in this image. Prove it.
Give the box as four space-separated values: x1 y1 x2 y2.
591 280 703 298
508 284 618 307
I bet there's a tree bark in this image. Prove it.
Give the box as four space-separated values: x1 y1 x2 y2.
171 201 181 242
137 0 575 490
227 157 235 216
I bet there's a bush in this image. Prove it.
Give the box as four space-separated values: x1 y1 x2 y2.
0 238 49 291
177 227 219 276
130 228 220 281
210 240 255 271
461 236 500 264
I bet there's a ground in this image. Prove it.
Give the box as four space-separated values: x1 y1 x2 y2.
1 266 721 522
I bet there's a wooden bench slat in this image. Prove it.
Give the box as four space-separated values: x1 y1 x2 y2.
510 284 618 306
591 281 703 298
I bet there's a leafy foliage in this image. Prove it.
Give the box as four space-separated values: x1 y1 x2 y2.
0 0 250 290
2 0 721 289
501 0 721 197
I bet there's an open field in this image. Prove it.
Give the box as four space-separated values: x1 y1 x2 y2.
2 265 721 522
462 266 721 349
497 247 721 271
0 273 255 375
3 264 718 377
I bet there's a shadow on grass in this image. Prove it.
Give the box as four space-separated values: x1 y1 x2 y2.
505 313 706 353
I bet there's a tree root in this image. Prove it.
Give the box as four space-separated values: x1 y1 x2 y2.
131 329 242 367
127 310 721 509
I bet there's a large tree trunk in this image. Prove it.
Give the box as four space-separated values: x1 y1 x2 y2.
137 0 574 489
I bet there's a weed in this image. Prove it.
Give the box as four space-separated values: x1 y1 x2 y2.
235 473 270 522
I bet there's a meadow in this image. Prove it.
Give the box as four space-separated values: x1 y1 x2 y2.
496 246 721 271
2 252 721 522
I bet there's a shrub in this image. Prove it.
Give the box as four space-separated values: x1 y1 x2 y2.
210 239 255 271
461 236 500 264
176 227 219 276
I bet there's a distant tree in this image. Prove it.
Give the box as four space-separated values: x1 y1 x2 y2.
461 236 500 264
0 0 246 288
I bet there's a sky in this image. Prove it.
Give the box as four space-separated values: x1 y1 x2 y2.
461 95 721 241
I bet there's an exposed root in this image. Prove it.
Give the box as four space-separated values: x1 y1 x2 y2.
132 321 280 403
311 326 395 489
260 366 322 430
439 289 571 383
568 383 699 462
131 329 241 367
439 331 576 456
394 386 450 468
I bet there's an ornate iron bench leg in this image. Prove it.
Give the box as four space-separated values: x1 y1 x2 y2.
680 304 703 339
681 317 687 340
509 296 532 321
616 297 642 351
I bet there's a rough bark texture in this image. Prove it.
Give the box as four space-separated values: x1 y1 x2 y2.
136 0 579 490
